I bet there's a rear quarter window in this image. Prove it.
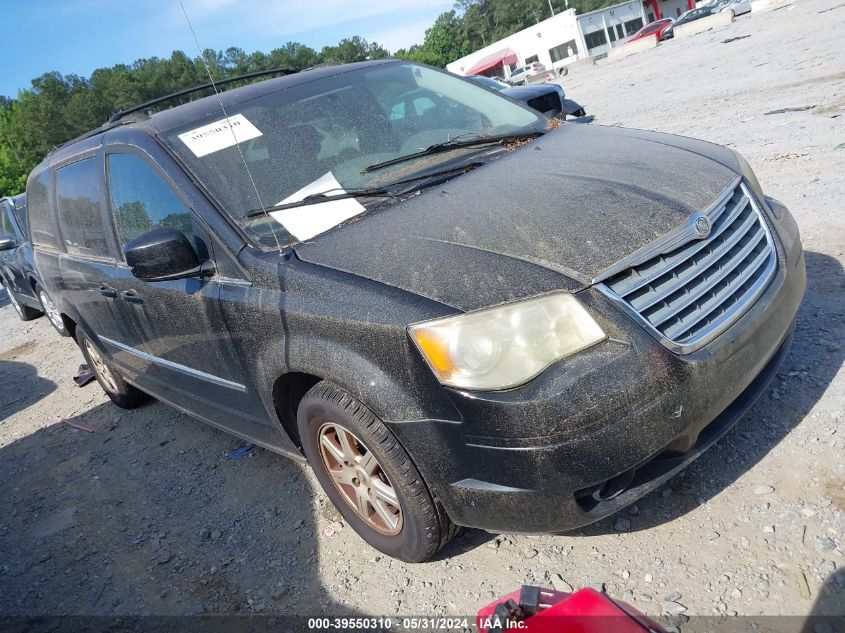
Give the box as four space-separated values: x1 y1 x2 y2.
27 170 59 249
55 158 112 258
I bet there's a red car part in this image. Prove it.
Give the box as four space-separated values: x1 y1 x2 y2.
477 586 667 633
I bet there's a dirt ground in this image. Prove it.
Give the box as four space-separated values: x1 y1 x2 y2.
1 0 843 627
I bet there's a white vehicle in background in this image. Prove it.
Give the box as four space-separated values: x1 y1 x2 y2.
711 0 751 16
507 62 547 85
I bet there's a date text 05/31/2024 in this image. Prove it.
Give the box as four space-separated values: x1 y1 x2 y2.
306 617 523 630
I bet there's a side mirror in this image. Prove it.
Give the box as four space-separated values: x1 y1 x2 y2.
124 227 215 282
0 236 15 251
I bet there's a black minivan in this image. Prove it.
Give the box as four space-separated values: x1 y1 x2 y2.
1 193 68 334
28 60 805 562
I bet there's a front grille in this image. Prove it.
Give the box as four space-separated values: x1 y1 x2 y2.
600 181 777 353
526 92 560 115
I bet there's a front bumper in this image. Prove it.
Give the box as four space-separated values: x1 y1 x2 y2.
387 206 806 533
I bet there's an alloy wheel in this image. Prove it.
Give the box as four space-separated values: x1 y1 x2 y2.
317 423 403 535
39 290 63 331
83 339 119 394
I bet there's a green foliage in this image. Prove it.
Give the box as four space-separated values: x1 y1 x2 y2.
0 0 625 198
396 12 469 67
320 36 390 65
0 37 382 198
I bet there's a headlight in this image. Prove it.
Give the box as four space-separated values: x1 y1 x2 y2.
408 292 606 391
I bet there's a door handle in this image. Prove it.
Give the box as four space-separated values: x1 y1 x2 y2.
120 289 143 304
99 285 118 298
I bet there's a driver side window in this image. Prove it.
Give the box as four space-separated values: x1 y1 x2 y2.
107 153 194 250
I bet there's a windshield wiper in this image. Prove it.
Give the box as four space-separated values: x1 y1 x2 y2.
244 162 483 218
360 131 544 174
245 188 393 218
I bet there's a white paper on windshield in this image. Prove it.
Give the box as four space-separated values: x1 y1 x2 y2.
178 114 262 158
269 172 366 241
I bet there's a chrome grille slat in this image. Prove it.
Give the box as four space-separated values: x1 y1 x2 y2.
598 182 777 354
611 193 751 298
662 244 772 340
648 227 765 327
632 206 759 313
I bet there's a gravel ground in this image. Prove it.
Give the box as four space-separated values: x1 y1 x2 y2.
1 0 843 627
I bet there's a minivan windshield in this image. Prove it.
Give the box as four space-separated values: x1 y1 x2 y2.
161 62 545 249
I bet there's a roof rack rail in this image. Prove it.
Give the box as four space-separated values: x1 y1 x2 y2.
48 120 125 156
107 66 299 123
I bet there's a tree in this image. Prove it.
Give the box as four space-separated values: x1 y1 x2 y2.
412 11 468 67
268 42 320 70
0 0 629 197
320 36 390 64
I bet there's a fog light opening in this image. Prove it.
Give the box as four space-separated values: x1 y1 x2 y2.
592 467 637 502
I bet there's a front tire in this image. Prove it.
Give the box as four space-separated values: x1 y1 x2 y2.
77 329 146 408
298 381 457 562
35 283 69 336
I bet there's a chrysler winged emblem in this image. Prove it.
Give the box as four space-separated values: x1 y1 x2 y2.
691 213 712 239
592 177 742 285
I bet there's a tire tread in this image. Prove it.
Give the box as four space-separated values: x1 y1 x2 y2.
300 381 458 561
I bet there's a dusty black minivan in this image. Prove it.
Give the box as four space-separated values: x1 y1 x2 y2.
1 193 69 334
28 60 805 562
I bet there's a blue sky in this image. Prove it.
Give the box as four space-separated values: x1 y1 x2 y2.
2 0 454 98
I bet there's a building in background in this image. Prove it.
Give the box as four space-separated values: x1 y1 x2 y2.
447 0 694 77
645 0 697 20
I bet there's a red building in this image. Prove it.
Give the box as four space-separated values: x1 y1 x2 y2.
643 0 696 20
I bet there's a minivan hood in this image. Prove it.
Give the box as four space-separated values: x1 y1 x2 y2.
295 124 741 311
503 84 558 99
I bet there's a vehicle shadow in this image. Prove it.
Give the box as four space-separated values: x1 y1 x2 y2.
800 567 845 631
0 359 57 422
581 249 844 535
0 396 371 630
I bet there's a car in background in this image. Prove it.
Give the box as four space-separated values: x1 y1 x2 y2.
627 17 675 42
507 62 547 85
0 194 68 334
662 6 715 37
711 0 751 16
469 75 586 118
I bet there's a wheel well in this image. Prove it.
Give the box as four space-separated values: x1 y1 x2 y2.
62 315 77 341
272 372 322 452
30 277 75 338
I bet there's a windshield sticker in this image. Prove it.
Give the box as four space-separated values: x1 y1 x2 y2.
270 172 365 241
178 114 262 158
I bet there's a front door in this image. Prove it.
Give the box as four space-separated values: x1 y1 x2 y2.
51 152 152 381
103 146 266 429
